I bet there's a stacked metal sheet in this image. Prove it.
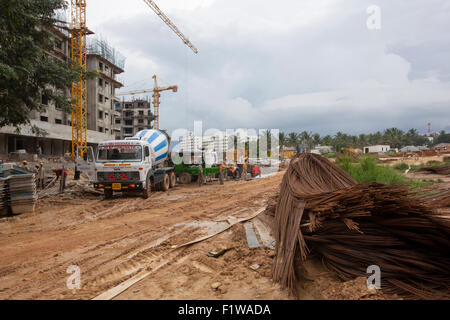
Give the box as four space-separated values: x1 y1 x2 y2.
6 174 37 215
0 178 6 213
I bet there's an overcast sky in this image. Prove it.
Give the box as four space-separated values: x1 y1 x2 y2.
84 0 450 135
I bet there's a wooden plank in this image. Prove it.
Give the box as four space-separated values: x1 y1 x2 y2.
252 217 275 250
92 251 176 300
172 206 267 249
244 222 261 248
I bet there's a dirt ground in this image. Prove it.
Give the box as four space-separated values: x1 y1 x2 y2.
381 154 448 166
0 163 447 300
0 173 292 300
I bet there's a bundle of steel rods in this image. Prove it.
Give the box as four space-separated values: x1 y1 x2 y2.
413 184 450 209
272 153 450 299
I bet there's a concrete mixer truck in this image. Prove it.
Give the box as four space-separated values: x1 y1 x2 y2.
76 129 176 199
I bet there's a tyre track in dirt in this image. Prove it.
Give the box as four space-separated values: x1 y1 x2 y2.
0 173 283 299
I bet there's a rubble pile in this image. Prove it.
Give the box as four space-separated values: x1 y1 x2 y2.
417 165 450 175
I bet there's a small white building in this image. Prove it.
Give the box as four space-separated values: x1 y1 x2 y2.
364 145 391 154
399 146 420 153
313 145 334 154
399 146 429 153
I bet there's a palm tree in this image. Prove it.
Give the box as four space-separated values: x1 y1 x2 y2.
312 133 321 147
287 132 300 150
383 128 404 149
369 131 383 145
321 135 333 147
358 134 369 148
278 132 287 150
334 131 347 152
300 131 313 151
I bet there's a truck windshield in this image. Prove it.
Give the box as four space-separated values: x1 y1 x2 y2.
97 145 142 162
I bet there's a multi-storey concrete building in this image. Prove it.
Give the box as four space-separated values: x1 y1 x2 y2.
0 28 125 157
115 99 155 139
86 49 124 139
179 131 232 153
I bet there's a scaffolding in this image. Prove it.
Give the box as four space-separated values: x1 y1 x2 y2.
87 37 126 70
53 9 71 37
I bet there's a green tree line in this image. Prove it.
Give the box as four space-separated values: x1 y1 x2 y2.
277 128 449 152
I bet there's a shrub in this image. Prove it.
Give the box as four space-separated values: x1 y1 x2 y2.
323 153 337 158
338 155 405 185
393 162 409 171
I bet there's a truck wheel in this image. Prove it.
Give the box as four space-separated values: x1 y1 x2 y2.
104 188 113 199
169 171 176 188
161 173 170 191
142 176 151 199
179 173 192 184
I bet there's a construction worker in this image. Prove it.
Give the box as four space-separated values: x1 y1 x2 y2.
242 159 248 181
252 166 261 178
52 167 67 181
197 164 205 187
33 164 40 188
37 144 42 157
219 163 226 185
19 160 30 172
39 162 45 189
229 166 235 180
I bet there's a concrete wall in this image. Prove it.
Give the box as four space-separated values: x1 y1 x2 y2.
0 119 116 156
0 134 7 154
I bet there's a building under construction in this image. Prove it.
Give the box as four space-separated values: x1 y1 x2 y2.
86 37 125 140
115 99 155 140
0 28 125 158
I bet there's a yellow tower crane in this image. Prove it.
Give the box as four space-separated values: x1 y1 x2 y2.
116 75 178 130
142 0 198 54
70 0 198 157
70 0 87 158
152 75 178 130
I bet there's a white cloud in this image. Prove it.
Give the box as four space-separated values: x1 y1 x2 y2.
82 0 450 134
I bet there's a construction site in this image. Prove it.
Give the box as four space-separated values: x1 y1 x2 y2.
0 1 449 303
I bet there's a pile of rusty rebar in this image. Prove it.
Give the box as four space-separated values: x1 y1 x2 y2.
417 165 450 175
272 153 450 299
413 184 450 209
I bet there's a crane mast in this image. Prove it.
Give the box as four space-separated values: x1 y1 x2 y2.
70 0 88 158
152 75 178 130
142 0 198 54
